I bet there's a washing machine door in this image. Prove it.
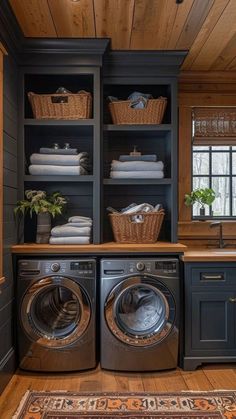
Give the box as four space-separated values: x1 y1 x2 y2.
20 276 90 348
105 276 176 347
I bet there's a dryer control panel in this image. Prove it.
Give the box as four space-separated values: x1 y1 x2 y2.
102 258 179 277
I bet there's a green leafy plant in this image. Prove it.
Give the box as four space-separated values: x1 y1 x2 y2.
185 188 216 209
14 190 67 218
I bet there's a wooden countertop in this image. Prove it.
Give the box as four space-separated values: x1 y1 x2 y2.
182 248 236 262
11 243 236 262
11 242 187 254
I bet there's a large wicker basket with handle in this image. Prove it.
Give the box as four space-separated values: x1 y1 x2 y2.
28 90 92 120
109 97 167 125
109 210 165 243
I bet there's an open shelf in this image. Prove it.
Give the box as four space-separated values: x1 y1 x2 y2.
103 178 172 185
24 119 95 126
24 175 95 182
104 124 172 131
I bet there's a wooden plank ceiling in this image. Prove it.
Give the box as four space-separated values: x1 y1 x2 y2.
9 0 236 71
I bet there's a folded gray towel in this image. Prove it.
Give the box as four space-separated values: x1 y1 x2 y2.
49 236 90 245
110 170 164 178
29 165 87 175
51 225 91 237
30 152 89 166
40 147 78 155
68 216 92 223
67 222 92 228
111 160 164 171
119 155 157 162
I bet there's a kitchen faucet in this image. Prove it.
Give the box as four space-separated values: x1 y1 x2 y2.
210 221 225 249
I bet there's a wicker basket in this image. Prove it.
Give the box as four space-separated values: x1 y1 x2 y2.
108 97 167 125
109 210 165 243
28 90 92 120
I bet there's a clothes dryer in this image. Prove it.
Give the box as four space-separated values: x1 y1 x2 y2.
17 259 96 372
100 258 179 371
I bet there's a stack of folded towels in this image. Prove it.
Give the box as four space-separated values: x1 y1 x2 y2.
49 216 92 244
110 154 164 179
29 146 91 175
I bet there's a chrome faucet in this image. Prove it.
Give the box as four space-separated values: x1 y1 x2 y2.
210 221 225 249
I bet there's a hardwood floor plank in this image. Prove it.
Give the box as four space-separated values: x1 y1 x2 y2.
203 364 236 389
2 365 236 419
152 369 188 392
127 373 145 392
100 369 118 391
181 369 214 391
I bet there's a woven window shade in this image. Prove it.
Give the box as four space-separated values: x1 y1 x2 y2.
193 107 236 145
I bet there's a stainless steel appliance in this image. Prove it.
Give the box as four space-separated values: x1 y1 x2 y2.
17 259 96 372
100 258 179 371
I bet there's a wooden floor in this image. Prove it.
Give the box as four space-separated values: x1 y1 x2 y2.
1 364 236 418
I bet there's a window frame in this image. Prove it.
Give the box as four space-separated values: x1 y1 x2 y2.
178 91 236 242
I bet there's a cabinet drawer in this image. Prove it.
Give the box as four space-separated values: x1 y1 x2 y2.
190 267 236 287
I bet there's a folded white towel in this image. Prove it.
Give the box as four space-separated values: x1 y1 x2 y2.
110 171 164 179
29 165 87 175
51 225 91 237
30 152 89 166
111 160 164 171
49 236 90 245
68 216 92 223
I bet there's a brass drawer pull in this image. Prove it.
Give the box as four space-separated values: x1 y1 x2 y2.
229 297 236 303
201 274 224 281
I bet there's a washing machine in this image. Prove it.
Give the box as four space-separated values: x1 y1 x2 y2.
100 258 180 371
17 259 96 372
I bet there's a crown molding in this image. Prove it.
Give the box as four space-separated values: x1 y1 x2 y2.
19 38 110 66
104 51 187 77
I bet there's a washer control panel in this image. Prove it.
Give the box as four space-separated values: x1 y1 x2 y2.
18 259 96 278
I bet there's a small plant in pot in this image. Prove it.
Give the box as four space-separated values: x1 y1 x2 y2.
14 190 67 243
184 188 216 217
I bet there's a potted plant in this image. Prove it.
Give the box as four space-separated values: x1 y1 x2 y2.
14 190 67 243
184 188 216 217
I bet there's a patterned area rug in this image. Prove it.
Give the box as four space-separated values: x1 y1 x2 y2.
12 391 236 419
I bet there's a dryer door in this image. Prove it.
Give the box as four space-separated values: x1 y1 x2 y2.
20 276 91 348
105 276 176 347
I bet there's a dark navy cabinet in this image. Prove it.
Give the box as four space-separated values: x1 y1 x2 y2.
183 262 236 371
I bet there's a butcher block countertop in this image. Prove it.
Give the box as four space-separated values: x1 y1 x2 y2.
11 242 187 254
11 243 236 261
181 248 236 262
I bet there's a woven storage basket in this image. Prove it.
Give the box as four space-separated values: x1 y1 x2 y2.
109 97 167 124
109 210 165 243
28 90 92 120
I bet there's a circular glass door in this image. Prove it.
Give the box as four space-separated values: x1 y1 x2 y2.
21 276 91 348
105 276 175 346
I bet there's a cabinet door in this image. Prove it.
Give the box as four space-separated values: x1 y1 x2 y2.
189 291 235 351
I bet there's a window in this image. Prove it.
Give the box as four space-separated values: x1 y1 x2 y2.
192 107 236 219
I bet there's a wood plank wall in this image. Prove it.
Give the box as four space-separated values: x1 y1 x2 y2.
0 44 17 393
